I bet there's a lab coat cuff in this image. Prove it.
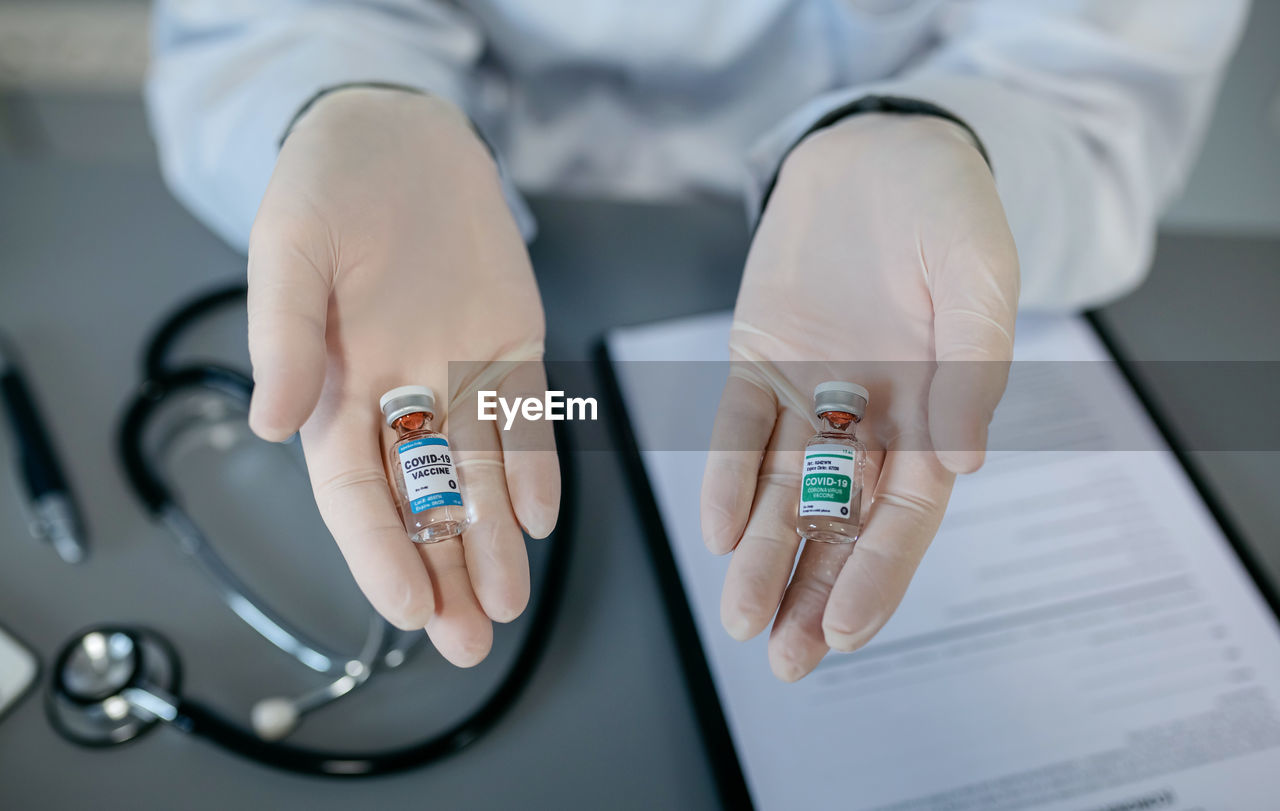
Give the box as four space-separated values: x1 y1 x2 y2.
279 83 537 243
744 82 993 226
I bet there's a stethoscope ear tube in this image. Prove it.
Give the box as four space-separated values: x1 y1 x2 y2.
117 362 359 674
141 282 248 381
117 364 253 515
122 278 253 514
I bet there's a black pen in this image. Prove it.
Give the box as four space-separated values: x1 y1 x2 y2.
0 332 88 563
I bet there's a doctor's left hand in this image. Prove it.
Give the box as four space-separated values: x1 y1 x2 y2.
701 113 1019 681
243 87 559 667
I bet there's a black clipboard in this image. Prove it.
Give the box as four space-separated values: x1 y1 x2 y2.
595 312 1280 811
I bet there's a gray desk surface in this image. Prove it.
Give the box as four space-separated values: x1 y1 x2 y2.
1 157 1278 810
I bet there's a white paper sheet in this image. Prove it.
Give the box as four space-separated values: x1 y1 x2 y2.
607 313 1280 811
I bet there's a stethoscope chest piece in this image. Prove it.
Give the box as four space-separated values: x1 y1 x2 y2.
47 627 181 747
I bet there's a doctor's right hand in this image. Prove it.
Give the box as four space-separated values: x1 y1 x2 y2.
245 87 559 667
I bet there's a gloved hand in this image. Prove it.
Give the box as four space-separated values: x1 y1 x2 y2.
701 113 1019 681
247 87 559 667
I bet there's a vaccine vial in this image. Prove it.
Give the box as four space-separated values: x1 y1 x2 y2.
380 385 467 543
797 381 869 544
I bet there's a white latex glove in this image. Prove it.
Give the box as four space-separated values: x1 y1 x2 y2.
701 113 1019 681
247 88 559 667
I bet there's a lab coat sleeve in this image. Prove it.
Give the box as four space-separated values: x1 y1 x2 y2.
745 1 1249 311
146 0 533 252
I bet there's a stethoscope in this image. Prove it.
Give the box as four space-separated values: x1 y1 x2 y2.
44 283 574 776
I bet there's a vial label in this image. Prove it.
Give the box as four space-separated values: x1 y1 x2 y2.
800 444 855 517
397 437 463 513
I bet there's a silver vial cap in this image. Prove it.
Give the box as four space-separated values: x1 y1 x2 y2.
380 385 436 426
813 381 869 420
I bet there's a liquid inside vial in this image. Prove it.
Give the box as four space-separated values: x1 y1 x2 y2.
797 382 869 544
381 386 468 543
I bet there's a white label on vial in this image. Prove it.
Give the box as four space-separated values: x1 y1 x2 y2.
800 443 855 517
398 437 463 514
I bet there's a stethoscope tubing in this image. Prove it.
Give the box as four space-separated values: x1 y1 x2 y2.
103 282 577 776
118 364 356 673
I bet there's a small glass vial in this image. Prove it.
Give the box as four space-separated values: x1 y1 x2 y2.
797 381 869 544
380 385 467 543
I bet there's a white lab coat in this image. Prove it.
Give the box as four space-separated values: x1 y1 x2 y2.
147 0 1247 310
